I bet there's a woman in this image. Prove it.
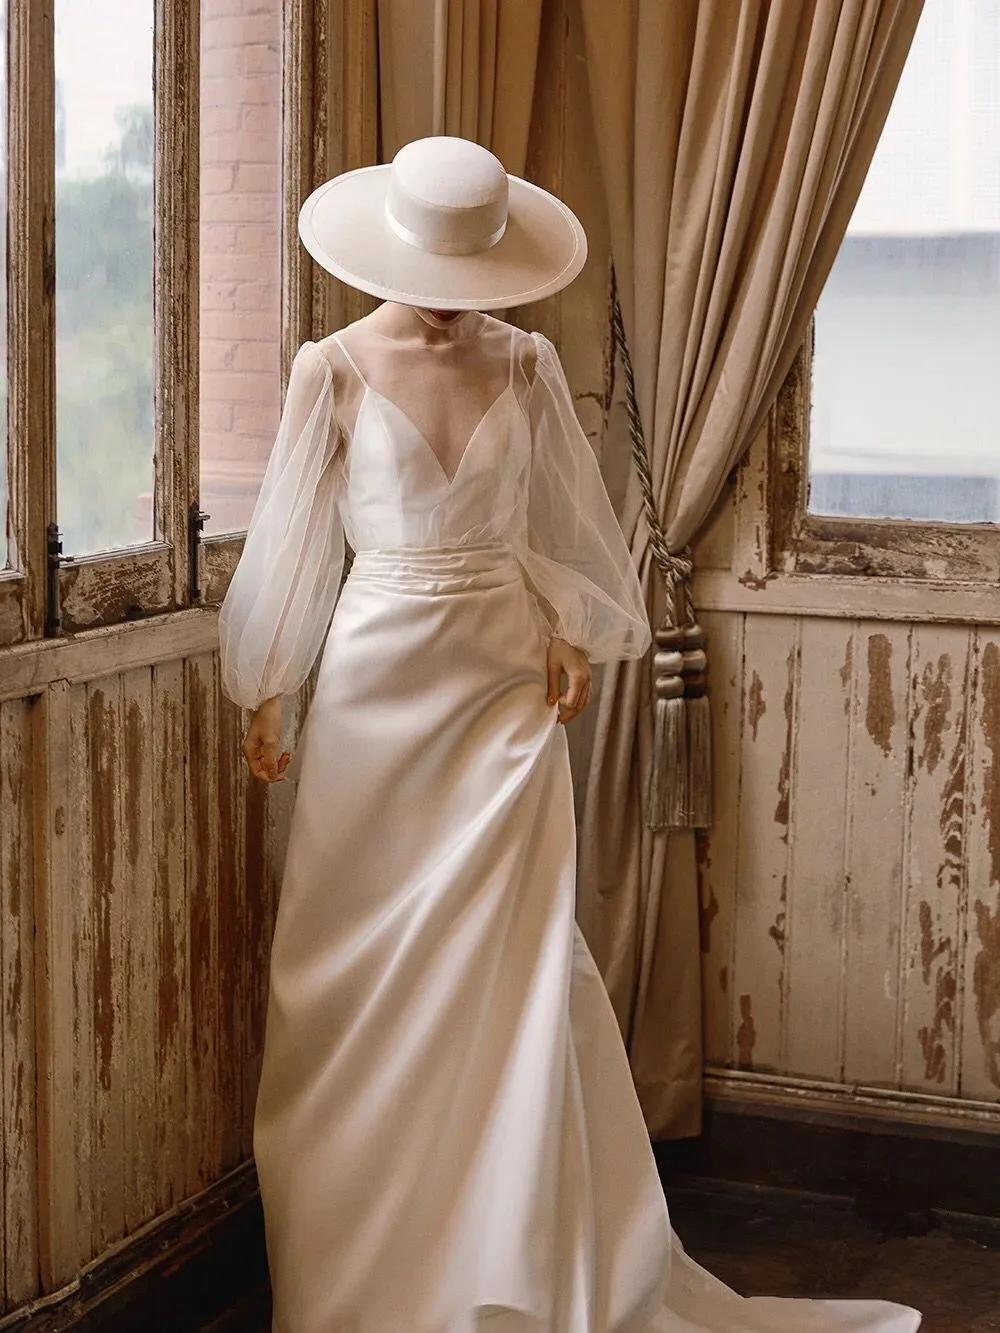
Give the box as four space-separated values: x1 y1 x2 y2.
219 137 920 1333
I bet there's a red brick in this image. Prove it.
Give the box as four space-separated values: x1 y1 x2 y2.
200 221 239 250
200 164 237 196
234 224 280 252
203 14 280 47
199 341 241 373
234 281 278 312
233 402 280 435
203 192 278 224
238 72 281 105
202 282 240 312
201 252 275 283
198 397 236 430
201 311 278 342
233 341 281 373
240 104 281 135
200 105 242 136
243 44 280 76
232 161 279 194
201 44 247 79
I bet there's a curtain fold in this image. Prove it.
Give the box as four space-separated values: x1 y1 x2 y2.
577 0 924 1139
377 0 543 173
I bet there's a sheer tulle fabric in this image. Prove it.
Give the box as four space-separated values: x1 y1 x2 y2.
218 344 345 710
218 320 650 710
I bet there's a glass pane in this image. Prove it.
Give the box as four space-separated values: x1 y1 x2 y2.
0 0 8 571
810 0 1000 525
55 0 155 556
199 0 283 536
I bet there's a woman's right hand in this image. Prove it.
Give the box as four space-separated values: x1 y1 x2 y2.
243 696 292 782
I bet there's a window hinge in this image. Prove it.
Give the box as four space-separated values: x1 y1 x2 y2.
45 523 63 637
188 500 211 604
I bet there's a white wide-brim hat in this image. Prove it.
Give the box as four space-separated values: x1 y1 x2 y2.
298 136 588 311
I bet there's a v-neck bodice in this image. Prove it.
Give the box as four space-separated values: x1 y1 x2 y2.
218 325 652 712
330 331 532 556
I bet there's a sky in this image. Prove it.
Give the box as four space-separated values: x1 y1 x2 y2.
55 0 154 178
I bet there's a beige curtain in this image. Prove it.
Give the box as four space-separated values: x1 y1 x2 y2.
377 0 543 172
576 0 925 1139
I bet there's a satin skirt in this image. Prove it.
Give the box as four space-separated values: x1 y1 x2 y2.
255 545 921 1333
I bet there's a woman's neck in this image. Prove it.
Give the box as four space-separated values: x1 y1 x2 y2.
371 302 484 347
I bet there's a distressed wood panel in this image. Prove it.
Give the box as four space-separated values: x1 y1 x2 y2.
152 659 189 1211
32 680 79 1291
783 618 854 1080
68 684 96 1273
900 628 971 1095
217 680 246 1172
186 654 221 1195
0 699 39 1309
697 610 744 1065
963 631 1000 1100
88 678 127 1252
122 668 158 1231
731 616 800 1072
841 624 912 1087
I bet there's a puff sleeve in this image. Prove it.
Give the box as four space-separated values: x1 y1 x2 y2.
516 333 651 662
218 341 344 709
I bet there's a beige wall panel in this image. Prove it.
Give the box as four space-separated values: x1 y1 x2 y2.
122 668 159 1231
962 631 1000 1101
782 618 854 1081
900 626 972 1096
185 654 222 1194
87 679 128 1253
841 624 912 1087
697 610 744 1066
68 685 96 1267
151 659 191 1210
0 698 39 1309
217 689 247 1172
731 616 800 1072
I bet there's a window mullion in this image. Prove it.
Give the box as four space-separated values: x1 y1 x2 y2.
4 0 56 643
156 0 200 611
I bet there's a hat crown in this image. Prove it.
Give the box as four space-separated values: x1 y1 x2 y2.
386 137 509 257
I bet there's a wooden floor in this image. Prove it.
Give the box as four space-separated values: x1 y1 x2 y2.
201 1182 1000 1332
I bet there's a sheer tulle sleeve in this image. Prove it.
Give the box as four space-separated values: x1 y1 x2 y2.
218 341 344 709
516 333 651 662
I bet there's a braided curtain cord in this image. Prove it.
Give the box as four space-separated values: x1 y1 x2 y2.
609 273 712 832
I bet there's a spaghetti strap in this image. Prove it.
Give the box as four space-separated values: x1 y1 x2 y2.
332 333 368 388
508 327 517 388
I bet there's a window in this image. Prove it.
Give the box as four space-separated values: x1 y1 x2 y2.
0 0 307 645
55 0 155 556
808 0 1000 529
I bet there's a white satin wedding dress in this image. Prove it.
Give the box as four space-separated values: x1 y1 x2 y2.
218 314 920 1333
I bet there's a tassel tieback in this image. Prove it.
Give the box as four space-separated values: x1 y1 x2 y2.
611 273 713 832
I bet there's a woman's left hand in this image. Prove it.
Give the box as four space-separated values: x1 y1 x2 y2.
546 637 592 724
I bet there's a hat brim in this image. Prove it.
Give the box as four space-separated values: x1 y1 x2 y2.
297 164 588 311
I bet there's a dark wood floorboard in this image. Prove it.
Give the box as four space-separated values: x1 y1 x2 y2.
199 1185 1000 1332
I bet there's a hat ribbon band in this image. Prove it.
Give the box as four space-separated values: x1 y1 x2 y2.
385 204 506 257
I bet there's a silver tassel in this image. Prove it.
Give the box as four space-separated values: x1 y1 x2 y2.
647 629 687 830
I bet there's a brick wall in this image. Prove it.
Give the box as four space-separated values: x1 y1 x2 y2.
199 0 283 535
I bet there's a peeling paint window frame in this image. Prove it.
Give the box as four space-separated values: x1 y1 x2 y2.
0 0 317 644
769 330 1000 584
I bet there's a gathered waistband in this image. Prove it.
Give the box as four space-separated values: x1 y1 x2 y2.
347 543 522 594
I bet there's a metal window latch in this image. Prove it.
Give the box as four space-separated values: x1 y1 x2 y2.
45 522 63 638
188 501 211 604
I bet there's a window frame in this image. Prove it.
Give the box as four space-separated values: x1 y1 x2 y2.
769 331 1000 586
1 0 344 644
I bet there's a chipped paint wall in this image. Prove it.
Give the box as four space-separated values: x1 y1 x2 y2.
0 651 311 1309
694 475 1000 1109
